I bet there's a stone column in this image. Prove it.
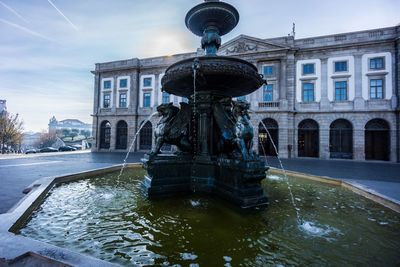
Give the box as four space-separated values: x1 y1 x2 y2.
110 118 117 151
320 58 330 110
196 92 212 158
353 53 365 110
91 116 98 152
285 53 296 111
319 118 330 159
278 113 289 158
353 118 365 160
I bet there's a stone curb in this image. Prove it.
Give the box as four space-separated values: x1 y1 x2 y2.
269 167 400 213
0 163 142 267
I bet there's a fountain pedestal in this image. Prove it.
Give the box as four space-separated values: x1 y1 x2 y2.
143 154 268 208
142 0 269 208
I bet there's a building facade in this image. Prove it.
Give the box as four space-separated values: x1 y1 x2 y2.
48 116 92 135
0 100 6 116
91 26 400 162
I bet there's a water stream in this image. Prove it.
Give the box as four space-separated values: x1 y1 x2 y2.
250 110 302 225
116 112 158 182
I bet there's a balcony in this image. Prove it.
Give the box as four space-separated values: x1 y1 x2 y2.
258 101 280 108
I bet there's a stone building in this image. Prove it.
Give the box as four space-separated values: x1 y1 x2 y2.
91 26 400 162
0 100 6 116
48 116 92 135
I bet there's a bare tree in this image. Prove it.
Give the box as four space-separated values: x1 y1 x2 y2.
0 112 24 153
34 131 57 148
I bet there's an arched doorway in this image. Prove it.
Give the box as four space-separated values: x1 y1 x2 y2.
139 121 152 150
298 119 319 158
258 118 279 156
329 119 353 159
365 119 390 161
99 121 111 149
116 120 128 149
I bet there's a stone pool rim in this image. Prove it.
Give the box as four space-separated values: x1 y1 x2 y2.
0 163 398 266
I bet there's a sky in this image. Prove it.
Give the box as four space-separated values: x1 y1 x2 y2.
0 0 399 132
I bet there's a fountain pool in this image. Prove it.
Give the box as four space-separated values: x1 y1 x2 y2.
18 168 400 266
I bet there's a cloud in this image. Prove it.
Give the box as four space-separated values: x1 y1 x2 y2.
0 0 29 23
46 0 79 32
1 0 399 132
0 18 58 43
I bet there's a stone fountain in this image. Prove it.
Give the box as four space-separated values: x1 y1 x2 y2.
143 0 268 208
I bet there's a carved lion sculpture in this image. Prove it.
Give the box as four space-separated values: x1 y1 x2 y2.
213 99 254 160
232 100 254 160
150 102 192 156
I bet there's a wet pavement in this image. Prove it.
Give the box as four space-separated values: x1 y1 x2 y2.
266 156 400 202
0 151 144 213
0 151 399 213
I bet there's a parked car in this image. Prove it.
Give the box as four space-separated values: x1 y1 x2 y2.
25 149 37 154
39 147 58 153
71 144 83 150
58 146 77 152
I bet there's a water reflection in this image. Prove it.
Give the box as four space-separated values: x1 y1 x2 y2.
19 169 400 266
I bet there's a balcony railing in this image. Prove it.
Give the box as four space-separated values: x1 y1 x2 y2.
258 101 280 108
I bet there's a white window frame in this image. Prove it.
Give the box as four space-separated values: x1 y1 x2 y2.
262 64 275 77
333 60 348 73
296 59 321 103
333 78 349 102
327 56 354 102
157 73 173 105
361 52 392 100
140 74 155 107
117 76 130 108
101 78 113 108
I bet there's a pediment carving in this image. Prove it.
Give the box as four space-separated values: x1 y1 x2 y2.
219 35 288 55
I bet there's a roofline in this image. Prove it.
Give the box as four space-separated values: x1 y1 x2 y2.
295 25 399 41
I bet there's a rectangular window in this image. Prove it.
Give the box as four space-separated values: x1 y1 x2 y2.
370 79 384 99
103 93 111 108
369 57 384 70
119 79 128 88
143 77 152 87
119 93 127 108
103 80 111 89
263 65 274 76
302 83 314 102
334 61 348 72
143 92 151 107
302 63 315 75
334 81 348 101
263 84 274 102
162 92 170 104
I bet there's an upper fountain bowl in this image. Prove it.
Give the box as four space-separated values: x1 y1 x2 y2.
185 0 239 37
161 56 265 98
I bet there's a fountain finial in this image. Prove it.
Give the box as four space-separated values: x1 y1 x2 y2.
185 0 239 55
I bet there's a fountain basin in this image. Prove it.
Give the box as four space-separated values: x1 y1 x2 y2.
185 0 239 37
9 167 400 266
161 56 265 97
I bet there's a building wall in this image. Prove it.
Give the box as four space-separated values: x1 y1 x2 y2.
91 26 399 162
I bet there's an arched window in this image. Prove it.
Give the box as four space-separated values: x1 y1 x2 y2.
298 119 319 158
99 121 111 149
116 120 128 149
329 119 353 159
258 118 279 156
139 121 152 150
365 119 390 161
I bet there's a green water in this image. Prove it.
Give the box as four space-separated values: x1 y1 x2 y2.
19 169 400 266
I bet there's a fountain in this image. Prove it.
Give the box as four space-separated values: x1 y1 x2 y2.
2 1 400 266
143 0 269 208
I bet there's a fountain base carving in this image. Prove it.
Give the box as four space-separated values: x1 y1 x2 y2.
143 154 268 208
